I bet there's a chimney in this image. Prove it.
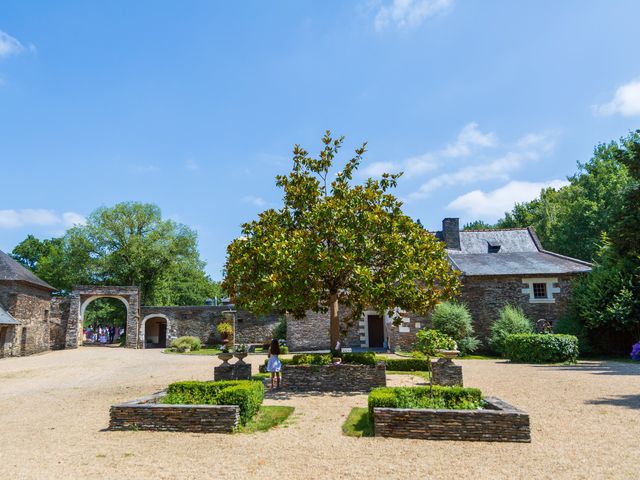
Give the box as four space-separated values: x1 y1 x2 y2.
442 218 461 250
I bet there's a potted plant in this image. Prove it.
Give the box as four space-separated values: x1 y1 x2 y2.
233 343 248 363
216 321 233 346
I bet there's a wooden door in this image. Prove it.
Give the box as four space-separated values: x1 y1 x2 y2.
158 322 167 348
367 314 384 348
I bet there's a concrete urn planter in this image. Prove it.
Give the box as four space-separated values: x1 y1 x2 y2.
217 353 233 365
233 352 248 363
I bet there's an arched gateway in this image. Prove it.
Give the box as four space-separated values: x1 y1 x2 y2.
65 286 140 349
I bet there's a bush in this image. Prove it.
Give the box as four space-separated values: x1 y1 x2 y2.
170 336 202 353
340 352 377 365
375 357 430 371
289 352 377 365
489 305 533 355
162 380 264 425
414 329 456 356
272 317 287 340
554 316 592 355
431 302 480 355
503 334 579 363
368 386 483 420
216 322 233 338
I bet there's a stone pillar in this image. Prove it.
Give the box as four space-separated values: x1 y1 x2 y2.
65 293 81 349
214 362 252 381
127 294 139 349
432 358 463 386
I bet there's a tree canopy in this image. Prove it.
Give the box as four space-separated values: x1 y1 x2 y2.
223 132 460 347
11 202 222 306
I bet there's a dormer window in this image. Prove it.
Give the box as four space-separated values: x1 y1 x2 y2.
488 241 501 253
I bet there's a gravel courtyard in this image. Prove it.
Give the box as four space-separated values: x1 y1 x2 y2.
0 347 638 480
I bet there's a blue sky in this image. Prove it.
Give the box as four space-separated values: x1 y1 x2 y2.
1 0 639 279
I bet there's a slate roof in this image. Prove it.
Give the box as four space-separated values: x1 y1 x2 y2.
0 304 19 325
441 227 592 276
0 250 56 291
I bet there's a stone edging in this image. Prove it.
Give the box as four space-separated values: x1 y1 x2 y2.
108 391 240 433
373 396 531 442
283 362 386 392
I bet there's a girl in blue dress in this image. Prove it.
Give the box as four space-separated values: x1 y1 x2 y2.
266 339 282 389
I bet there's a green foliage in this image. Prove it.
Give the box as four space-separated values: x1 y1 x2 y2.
368 386 483 420
216 322 233 338
431 301 480 355
239 406 295 433
414 329 456 356
376 357 430 371
339 352 377 365
463 220 495 230
290 354 332 365
162 380 264 425
503 334 579 363
554 316 592 355
83 297 127 328
170 336 202 353
223 132 460 347
272 317 287 340
489 305 533 355
342 407 373 437
10 202 221 305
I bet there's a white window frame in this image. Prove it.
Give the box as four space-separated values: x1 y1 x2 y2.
521 278 560 304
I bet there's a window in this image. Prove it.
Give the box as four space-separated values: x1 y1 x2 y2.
488 241 501 253
532 283 547 299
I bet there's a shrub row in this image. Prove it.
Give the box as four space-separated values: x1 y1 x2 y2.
368 386 483 420
375 357 430 371
503 334 579 363
162 380 264 424
289 352 378 365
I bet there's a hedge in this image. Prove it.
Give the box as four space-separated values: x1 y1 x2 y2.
289 352 378 366
162 380 264 424
503 333 579 364
375 357 430 371
368 386 483 420
169 336 201 352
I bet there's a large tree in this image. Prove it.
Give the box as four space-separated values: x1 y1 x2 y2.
223 132 459 348
11 202 222 305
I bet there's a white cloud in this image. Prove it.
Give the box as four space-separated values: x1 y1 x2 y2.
443 122 497 157
593 79 640 117
243 196 267 208
447 179 569 220
361 161 401 177
0 30 33 58
374 0 453 31
0 209 85 229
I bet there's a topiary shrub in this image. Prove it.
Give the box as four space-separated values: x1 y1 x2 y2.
503 333 579 363
431 301 480 355
170 336 202 353
162 380 264 425
375 357 430 371
290 353 333 365
489 305 533 355
414 329 456 356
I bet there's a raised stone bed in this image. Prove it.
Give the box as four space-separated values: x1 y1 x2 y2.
109 392 239 433
283 363 386 392
373 396 530 442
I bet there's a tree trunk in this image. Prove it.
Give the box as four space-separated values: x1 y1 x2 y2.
329 293 340 351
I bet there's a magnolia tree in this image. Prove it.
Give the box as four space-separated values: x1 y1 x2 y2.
223 132 460 348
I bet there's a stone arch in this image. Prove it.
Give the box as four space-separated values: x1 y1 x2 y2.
140 313 170 348
65 286 140 349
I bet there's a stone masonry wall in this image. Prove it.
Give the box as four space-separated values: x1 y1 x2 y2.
282 363 386 392
373 396 530 442
49 297 70 350
0 281 52 357
458 274 574 345
109 392 240 433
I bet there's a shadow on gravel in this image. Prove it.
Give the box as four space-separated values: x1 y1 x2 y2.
585 394 640 410
531 361 640 376
263 388 364 400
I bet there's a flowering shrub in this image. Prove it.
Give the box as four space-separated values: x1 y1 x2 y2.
631 342 640 361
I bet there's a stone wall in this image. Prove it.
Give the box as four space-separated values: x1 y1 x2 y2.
0 281 52 357
49 297 70 350
373 396 530 442
431 358 463 386
109 392 240 433
282 363 386 392
458 274 574 345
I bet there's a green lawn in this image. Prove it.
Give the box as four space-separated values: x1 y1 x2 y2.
163 348 222 355
342 407 373 437
386 370 430 381
239 406 295 433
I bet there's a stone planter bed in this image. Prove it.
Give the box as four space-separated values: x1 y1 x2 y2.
283 363 386 392
372 396 530 442
109 391 240 433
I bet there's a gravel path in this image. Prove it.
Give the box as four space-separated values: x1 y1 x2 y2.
0 347 638 479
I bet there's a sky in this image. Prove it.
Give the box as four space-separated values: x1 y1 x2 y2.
1 0 639 279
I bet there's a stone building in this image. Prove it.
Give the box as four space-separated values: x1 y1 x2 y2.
0 250 56 357
286 218 591 352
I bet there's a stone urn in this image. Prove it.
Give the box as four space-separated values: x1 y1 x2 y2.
332 357 342 365
436 349 460 360
217 352 233 365
233 352 248 364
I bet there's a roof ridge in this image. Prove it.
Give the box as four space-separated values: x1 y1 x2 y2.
460 227 530 232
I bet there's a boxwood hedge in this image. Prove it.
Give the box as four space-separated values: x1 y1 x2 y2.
503 333 579 363
375 357 430 371
162 380 264 424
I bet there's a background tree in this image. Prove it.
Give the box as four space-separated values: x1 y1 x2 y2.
223 132 460 348
11 202 222 305
462 220 495 230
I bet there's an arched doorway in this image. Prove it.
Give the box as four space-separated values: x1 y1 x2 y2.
66 286 140 349
81 297 128 346
141 314 168 348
